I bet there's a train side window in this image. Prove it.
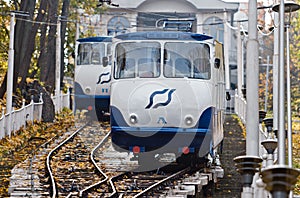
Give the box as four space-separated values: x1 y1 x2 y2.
77 43 92 65
107 44 112 56
118 58 135 78
138 58 155 78
175 58 191 78
193 58 211 79
163 59 173 77
91 52 100 64
80 52 90 65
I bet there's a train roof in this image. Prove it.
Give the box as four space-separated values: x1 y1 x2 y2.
114 31 213 41
77 36 112 43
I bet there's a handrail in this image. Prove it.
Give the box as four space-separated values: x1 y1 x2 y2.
0 91 71 140
234 89 247 124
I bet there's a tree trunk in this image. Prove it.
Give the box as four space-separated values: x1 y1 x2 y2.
60 0 70 88
0 1 36 99
0 73 7 99
14 0 36 91
18 0 48 90
38 20 48 87
39 0 59 92
0 0 48 99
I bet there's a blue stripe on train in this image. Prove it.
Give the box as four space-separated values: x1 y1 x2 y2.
110 106 213 130
112 126 209 133
75 95 110 99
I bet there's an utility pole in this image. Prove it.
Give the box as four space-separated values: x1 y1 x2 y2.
6 11 29 136
6 12 15 116
272 12 279 135
278 0 286 166
223 11 231 94
6 12 15 136
234 0 262 197
264 56 270 112
246 0 259 157
237 22 243 97
55 16 61 98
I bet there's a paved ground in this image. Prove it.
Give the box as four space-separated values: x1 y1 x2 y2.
214 114 246 197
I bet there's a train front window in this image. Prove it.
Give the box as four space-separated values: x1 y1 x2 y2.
114 42 161 79
163 42 211 79
77 43 106 65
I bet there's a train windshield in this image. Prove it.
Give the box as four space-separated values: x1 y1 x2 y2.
114 42 161 79
77 43 106 65
164 42 211 79
114 41 211 79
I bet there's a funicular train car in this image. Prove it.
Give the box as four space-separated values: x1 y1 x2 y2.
74 36 112 119
110 31 226 166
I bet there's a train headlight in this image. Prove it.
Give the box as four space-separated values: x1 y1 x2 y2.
184 115 193 126
129 114 138 124
85 87 91 94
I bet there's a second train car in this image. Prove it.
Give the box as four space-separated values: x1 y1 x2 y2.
110 31 226 165
74 36 112 119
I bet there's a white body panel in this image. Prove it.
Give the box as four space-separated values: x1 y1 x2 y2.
75 64 111 96
111 79 213 128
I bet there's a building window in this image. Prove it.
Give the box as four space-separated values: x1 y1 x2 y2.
107 16 130 35
203 17 224 43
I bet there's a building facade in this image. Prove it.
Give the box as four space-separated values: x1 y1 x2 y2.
78 0 240 88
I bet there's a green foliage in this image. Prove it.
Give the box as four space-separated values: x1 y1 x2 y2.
63 0 107 78
258 7 300 117
290 5 300 117
0 0 106 81
0 1 11 78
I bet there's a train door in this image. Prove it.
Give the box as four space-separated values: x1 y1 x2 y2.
212 41 225 148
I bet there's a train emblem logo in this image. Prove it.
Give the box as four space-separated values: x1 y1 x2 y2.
96 72 111 84
145 88 176 109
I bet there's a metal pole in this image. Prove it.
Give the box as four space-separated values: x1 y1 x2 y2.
286 20 292 168
264 56 270 112
246 0 259 156
286 14 294 198
237 22 243 97
223 11 231 92
6 13 15 136
6 13 15 115
75 20 80 40
55 17 61 99
241 35 245 89
278 0 286 165
273 12 279 133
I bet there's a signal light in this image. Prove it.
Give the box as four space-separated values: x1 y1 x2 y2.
182 146 190 154
87 106 93 111
132 146 141 154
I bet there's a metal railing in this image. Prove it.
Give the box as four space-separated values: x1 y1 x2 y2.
51 89 71 113
0 91 70 140
234 89 247 124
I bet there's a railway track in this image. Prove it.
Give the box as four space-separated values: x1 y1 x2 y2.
111 167 190 197
46 121 195 197
8 115 244 197
46 121 108 197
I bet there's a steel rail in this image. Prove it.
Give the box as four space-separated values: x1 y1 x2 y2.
46 122 89 198
79 131 112 197
108 172 128 197
133 168 189 198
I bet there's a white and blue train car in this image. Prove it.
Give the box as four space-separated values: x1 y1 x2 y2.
110 31 226 163
74 36 112 119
